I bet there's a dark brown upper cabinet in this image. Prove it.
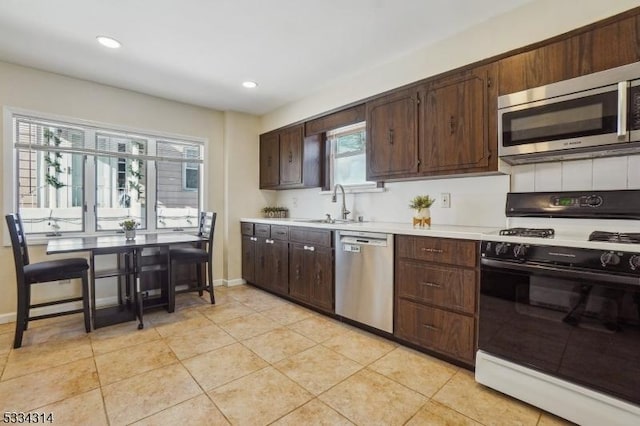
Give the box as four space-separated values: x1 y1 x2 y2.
259 124 321 189
498 16 640 95
259 132 279 188
421 64 496 174
305 104 366 136
366 88 420 180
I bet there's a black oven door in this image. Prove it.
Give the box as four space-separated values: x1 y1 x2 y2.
479 259 640 406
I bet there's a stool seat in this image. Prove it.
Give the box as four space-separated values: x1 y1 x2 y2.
169 247 207 262
25 258 89 283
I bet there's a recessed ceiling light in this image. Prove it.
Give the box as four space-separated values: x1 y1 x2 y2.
242 81 258 89
96 36 121 49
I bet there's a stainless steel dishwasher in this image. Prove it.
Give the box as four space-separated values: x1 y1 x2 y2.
335 230 394 333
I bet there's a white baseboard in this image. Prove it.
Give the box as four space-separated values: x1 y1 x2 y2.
223 278 246 287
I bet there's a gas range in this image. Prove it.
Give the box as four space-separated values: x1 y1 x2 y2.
477 189 640 424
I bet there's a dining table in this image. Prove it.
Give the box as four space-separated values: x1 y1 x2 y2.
47 233 206 329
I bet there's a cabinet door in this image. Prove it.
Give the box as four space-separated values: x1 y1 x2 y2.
279 125 304 185
254 239 270 290
310 246 334 312
269 240 289 296
260 132 279 188
289 243 310 302
366 88 420 180
421 65 493 173
241 236 256 284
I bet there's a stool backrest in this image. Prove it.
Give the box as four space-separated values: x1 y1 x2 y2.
5 213 30 286
199 211 217 257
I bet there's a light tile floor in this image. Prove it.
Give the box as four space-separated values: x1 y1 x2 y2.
0 285 574 425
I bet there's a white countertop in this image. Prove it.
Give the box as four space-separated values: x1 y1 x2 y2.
241 218 498 241
242 218 640 252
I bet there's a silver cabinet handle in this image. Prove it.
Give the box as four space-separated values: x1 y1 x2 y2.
420 281 441 288
303 245 315 252
618 81 628 138
421 247 443 253
265 239 274 244
423 324 439 331
250 237 257 242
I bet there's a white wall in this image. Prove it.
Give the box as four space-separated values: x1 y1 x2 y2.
263 0 640 227
0 60 226 320
223 111 275 283
262 0 640 133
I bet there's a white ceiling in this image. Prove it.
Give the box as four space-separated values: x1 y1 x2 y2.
0 0 533 115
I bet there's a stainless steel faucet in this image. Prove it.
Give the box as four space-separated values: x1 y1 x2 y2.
331 184 351 220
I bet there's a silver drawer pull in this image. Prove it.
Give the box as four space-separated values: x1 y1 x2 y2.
421 248 443 253
265 239 275 244
304 245 315 252
420 281 441 288
423 324 439 331
250 237 257 241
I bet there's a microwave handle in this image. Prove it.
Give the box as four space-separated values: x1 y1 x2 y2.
618 81 628 138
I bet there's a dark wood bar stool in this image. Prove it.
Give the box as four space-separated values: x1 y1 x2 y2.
5 213 91 348
169 212 216 311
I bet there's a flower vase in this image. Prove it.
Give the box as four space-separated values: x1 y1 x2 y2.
125 229 136 240
412 207 431 227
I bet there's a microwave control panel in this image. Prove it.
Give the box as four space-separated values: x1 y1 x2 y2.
550 195 603 208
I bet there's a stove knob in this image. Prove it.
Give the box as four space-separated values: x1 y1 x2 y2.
495 243 509 255
600 251 621 267
513 244 527 259
630 255 640 270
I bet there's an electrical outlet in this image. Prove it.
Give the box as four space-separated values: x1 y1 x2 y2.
440 193 451 208
58 279 71 285
292 197 298 208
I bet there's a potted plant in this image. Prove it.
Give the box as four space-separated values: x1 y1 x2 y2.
119 219 139 240
409 195 435 226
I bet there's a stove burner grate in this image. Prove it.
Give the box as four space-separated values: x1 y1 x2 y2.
588 231 640 244
498 228 555 238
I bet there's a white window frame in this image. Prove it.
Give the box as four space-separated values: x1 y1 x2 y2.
3 106 208 245
327 121 376 191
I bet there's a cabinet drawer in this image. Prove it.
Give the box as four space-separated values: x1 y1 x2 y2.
396 235 477 267
396 260 476 314
395 299 474 363
289 227 332 247
254 224 271 238
271 225 289 241
241 222 254 236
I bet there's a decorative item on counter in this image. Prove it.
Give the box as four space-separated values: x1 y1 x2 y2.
119 219 139 240
261 206 289 219
409 195 435 227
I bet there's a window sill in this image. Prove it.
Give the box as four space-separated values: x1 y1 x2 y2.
319 186 385 195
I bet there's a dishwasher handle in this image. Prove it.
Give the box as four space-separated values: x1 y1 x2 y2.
340 236 388 247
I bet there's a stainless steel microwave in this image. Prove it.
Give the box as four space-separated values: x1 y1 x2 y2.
498 61 640 164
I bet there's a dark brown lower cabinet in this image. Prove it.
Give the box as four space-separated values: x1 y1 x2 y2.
289 243 333 313
241 223 334 311
255 238 289 296
394 235 478 366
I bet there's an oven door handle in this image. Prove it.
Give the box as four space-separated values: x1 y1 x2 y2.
481 258 640 287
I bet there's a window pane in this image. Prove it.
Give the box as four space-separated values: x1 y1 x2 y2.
18 149 84 234
156 142 201 229
335 131 365 156
334 153 367 186
15 121 84 234
95 135 147 230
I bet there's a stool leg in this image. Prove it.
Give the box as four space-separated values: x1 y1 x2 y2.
81 272 91 332
13 283 28 348
196 265 203 297
207 261 215 304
